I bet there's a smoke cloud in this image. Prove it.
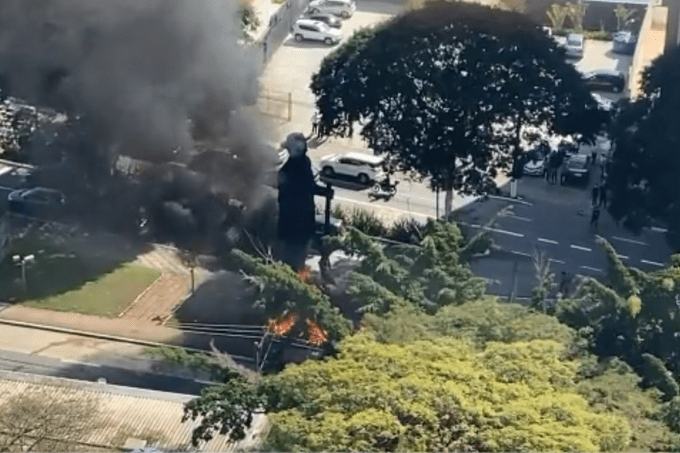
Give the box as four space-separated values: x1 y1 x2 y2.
0 0 275 206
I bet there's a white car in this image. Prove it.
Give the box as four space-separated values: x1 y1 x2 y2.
319 152 385 184
564 33 584 58
308 0 356 18
292 19 341 45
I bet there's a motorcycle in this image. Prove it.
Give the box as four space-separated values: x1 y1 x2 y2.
368 180 399 199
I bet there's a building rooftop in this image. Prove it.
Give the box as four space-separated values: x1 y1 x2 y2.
0 369 267 452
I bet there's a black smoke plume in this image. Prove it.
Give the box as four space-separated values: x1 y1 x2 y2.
0 0 280 251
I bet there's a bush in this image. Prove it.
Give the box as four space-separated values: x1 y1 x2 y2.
386 217 424 244
554 28 613 41
333 205 389 238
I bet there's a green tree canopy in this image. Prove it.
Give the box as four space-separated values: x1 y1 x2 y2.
607 44 680 242
311 1 605 215
262 333 630 452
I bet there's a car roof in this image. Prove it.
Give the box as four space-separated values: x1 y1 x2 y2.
295 19 326 27
567 34 583 41
344 152 384 164
586 68 624 77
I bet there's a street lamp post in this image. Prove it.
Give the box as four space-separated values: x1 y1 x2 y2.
13 254 35 293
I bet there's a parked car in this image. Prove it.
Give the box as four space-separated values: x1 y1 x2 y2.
583 69 626 93
522 147 549 176
292 19 341 45
613 31 637 55
319 152 385 184
564 33 584 58
563 154 589 183
306 12 342 28
308 0 356 18
7 187 66 217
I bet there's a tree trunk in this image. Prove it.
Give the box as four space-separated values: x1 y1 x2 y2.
444 187 454 219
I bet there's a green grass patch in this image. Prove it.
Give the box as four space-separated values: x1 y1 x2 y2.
0 228 160 317
22 263 160 317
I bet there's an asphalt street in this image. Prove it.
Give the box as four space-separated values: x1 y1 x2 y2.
0 347 211 395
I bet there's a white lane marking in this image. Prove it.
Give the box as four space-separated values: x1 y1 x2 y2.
617 254 629 260
570 244 592 252
194 378 218 385
61 359 102 368
611 236 647 246
641 259 665 267
458 222 524 238
483 226 524 238
548 258 566 264
335 196 435 220
502 214 532 222
651 227 668 233
488 194 533 206
580 265 603 273
510 250 532 257
537 237 558 245
0 167 11 176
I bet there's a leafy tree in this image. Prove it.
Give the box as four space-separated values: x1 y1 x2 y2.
555 237 680 398
311 1 604 216
607 41 680 241
531 249 555 312
546 3 569 31
339 221 487 315
565 0 589 32
614 3 637 31
499 0 527 13
238 4 260 42
262 333 630 452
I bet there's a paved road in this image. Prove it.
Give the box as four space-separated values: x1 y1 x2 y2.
458 176 673 298
0 348 210 394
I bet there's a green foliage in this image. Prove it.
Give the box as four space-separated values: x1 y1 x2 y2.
183 376 264 446
238 4 260 41
262 334 630 452
556 238 680 401
339 222 486 315
576 358 680 451
565 0 588 31
608 44 680 240
229 249 352 341
614 4 638 31
312 1 604 196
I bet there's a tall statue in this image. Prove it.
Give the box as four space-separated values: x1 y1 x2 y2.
277 133 331 270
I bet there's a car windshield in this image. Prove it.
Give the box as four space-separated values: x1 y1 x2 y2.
567 37 581 46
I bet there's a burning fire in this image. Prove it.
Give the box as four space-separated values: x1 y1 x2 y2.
307 319 328 346
268 312 297 336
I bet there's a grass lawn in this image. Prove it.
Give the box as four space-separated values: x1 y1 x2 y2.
23 263 161 317
0 228 160 317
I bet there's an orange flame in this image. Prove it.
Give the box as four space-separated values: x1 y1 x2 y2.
307 319 328 346
268 312 298 336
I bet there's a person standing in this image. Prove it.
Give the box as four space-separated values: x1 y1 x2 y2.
591 184 599 206
311 111 321 138
599 184 607 207
590 205 600 228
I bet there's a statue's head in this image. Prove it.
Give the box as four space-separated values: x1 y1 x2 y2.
282 132 308 159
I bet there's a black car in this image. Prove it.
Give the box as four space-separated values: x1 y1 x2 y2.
583 69 626 93
563 154 589 183
7 187 66 218
612 31 637 55
307 13 342 28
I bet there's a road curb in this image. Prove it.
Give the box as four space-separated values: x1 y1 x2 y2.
0 316 205 353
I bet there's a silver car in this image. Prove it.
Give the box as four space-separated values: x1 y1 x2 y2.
564 33 584 58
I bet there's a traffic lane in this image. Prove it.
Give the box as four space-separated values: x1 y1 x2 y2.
469 251 538 299
0 348 210 395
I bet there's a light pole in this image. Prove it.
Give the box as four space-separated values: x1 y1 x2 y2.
13 254 35 293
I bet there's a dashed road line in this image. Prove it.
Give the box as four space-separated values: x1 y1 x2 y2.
510 250 532 258
484 226 524 238
502 214 532 222
488 194 533 206
580 265 603 273
570 244 592 252
537 237 558 245
548 258 566 264
60 359 102 368
651 227 668 233
617 254 629 260
641 259 665 267
194 378 218 385
611 236 647 246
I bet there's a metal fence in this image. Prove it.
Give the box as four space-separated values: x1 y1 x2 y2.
259 0 310 64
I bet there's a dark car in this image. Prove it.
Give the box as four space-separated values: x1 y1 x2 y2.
7 187 66 218
307 13 342 28
583 69 626 93
563 154 589 183
612 31 637 55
